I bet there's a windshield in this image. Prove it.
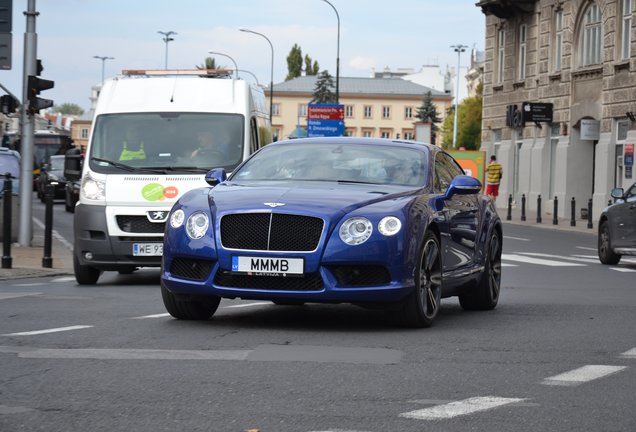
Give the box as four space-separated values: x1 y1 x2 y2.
49 156 65 171
232 142 428 187
88 112 245 174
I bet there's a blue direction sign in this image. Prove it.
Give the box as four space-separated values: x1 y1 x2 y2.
307 119 345 137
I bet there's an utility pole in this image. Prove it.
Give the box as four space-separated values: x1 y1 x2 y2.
18 0 38 246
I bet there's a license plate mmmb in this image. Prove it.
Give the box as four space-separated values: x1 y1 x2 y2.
232 256 303 276
133 243 163 256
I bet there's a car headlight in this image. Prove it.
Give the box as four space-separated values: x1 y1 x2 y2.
378 216 402 236
170 209 185 228
186 212 209 239
339 217 372 245
81 174 105 201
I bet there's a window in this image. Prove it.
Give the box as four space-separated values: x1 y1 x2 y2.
380 129 391 139
404 107 413 119
497 28 506 83
382 106 391 119
80 128 90 139
362 128 373 137
363 105 373 118
403 130 414 140
621 0 632 60
580 3 602 66
272 103 280 117
345 105 354 118
554 10 564 72
299 104 307 117
617 119 629 141
518 24 527 80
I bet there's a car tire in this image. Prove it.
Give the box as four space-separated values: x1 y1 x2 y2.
459 229 501 311
161 281 221 320
598 220 621 265
399 230 442 328
73 254 102 285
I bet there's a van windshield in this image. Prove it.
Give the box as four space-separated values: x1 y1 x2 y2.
88 112 245 173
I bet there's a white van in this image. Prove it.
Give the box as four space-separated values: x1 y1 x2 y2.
67 69 272 284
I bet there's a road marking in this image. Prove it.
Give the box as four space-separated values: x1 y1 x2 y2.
542 365 627 386
503 236 529 241
12 283 47 287
576 247 596 251
53 276 76 282
610 267 636 273
131 313 171 319
0 346 250 360
1 325 93 337
522 252 599 264
33 216 74 251
223 302 271 309
399 396 525 420
620 348 636 358
501 263 518 267
0 405 34 414
0 292 42 300
502 254 585 267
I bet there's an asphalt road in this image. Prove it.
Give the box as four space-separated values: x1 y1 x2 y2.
1 222 635 432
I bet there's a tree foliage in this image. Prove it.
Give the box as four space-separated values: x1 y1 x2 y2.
196 57 220 70
286 44 303 81
52 103 84 116
304 54 319 76
415 91 441 144
310 70 336 104
440 82 483 150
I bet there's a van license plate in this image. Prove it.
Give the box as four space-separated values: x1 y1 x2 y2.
232 256 303 276
133 243 163 256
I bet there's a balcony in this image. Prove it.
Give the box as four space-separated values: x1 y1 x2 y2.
476 0 536 19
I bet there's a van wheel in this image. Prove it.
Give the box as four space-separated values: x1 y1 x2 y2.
74 254 101 285
161 281 220 320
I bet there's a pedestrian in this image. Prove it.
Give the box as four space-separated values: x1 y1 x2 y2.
486 154 503 199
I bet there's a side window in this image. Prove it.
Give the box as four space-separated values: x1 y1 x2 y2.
434 154 454 193
626 183 636 202
250 117 259 154
441 152 465 178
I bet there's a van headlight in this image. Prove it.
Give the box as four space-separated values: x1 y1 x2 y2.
81 174 105 201
339 217 372 245
186 212 209 239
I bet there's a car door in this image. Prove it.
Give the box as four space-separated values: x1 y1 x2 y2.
611 183 636 248
434 152 479 273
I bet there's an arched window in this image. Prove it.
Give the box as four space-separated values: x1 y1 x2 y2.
579 3 602 66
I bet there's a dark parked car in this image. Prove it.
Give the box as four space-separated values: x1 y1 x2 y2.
37 154 67 201
160 137 503 328
598 182 636 264
0 147 21 242
64 179 80 213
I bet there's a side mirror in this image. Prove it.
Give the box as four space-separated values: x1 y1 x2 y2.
205 168 227 186
444 175 482 199
64 148 83 181
610 188 624 200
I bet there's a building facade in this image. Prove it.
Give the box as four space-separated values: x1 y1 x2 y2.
477 0 635 220
270 75 452 142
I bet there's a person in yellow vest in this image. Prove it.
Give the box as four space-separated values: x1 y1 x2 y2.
486 154 503 199
119 126 146 161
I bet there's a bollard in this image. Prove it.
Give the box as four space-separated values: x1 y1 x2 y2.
608 199 612 206
536 194 542 223
2 172 12 269
521 194 526 221
553 196 559 225
506 194 512 221
42 183 54 268
587 198 593 229
570 197 576 227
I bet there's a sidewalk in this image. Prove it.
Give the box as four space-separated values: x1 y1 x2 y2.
499 201 598 236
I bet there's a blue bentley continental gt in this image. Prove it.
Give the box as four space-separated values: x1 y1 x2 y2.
160 137 502 327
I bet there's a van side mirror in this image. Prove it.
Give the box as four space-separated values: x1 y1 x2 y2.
64 148 83 181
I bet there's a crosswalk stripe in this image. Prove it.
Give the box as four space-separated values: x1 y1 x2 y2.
502 254 585 267
521 253 599 264
399 396 525 420
501 263 518 267
542 365 626 386
611 267 636 273
620 348 636 358
2 325 93 337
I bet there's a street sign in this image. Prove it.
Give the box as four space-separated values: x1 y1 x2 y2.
522 102 553 123
307 104 344 121
307 119 344 137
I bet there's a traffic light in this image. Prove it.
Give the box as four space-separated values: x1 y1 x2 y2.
0 94 18 114
27 59 54 115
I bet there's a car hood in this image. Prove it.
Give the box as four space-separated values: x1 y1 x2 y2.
209 181 415 217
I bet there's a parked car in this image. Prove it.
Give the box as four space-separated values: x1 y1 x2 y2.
160 137 503 328
598 182 636 264
37 154 67 201
0 147 21 242
64 179 80 213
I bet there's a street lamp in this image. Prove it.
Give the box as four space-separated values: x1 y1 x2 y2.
237 69 260 86
93 55 114 85
451 44 467 149
208 51 238 79
239 28 274 121
320 0 340 103
158 30 177 69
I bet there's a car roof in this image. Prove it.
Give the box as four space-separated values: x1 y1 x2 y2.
270 136 436 153
0 147 21 159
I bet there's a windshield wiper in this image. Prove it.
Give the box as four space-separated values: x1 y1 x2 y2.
91 157 137 172
144 166 210 174
336 179 383 185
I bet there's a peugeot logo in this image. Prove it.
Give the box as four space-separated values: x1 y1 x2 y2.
264 202 285 208
147 211 168 223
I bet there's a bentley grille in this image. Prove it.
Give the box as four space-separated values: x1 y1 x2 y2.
220 213 324 251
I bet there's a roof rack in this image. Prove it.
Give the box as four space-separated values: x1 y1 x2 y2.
121 69 233 77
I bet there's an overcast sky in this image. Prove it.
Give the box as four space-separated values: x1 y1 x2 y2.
1 0 486 113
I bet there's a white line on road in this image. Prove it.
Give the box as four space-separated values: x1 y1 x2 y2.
610 267 636 273
502 254 586 267
0 292 42 300
2 325 93 337
620 348 636 358
399 396 525 420
576 247 597 251
542 365 627 386
33 217 74 251
131 313 171 319
521 252 599 264
223 302 272 309
501 263 518 267
503 236 529 241
52 277 76 283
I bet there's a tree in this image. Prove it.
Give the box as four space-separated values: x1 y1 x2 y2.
52 103 84 116
196 57 219 70
310 70 336 104
286 44 303 81
304 54 319 76
415 91 441 144
440 82 483 150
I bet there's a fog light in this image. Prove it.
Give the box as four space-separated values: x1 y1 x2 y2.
84 252 93 260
